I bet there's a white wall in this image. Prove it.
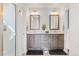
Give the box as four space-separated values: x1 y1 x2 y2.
16 5 27 56
68 4 79 56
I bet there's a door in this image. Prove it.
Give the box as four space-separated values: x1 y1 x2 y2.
3 4 16 56
0 4 3 56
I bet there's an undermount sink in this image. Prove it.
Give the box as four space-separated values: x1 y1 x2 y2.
45 31 49 34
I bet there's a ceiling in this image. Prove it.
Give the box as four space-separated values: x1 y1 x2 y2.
15 3 70 9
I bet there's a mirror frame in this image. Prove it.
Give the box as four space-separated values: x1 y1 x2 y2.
30 15 40 30
49 15 59 30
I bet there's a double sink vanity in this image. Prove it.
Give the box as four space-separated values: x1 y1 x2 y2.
26 8 65 55
27 31 64 51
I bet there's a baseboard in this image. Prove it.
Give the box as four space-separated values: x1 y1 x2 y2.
64 48 69 55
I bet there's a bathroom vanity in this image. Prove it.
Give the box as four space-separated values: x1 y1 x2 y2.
27 33 64 50
26 7 65 53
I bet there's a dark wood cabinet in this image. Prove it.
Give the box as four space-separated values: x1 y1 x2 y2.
27 34 51 50
27 34 64 50
27 34 41 50
57 34 64 49
51 35 58 49
51 34 64 49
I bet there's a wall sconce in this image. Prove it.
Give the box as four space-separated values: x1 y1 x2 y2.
50 10 59 15
18 9 23 16
31 10 39 15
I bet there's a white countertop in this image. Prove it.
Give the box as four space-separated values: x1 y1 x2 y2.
27 30 64 34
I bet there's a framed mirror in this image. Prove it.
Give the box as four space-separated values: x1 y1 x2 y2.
30 15 40 30
49 15 59 30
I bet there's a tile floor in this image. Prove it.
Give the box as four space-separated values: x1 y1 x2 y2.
26 49 67 55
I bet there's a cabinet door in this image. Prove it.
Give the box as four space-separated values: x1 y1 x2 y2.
27 34 41 50
34 35 41 50
51 35 58 49
40 35 51 50
57 34 64 49
27 34 35 49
